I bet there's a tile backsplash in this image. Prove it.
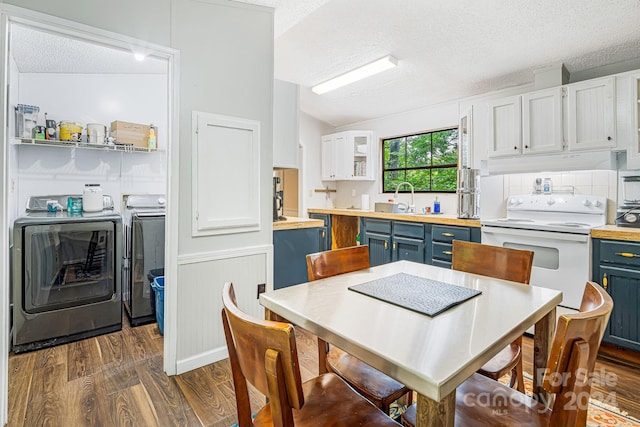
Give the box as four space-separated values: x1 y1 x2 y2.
503 170 617 223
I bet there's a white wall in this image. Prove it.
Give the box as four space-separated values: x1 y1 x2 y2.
299 111 333 213
170 0 274 371
1 2 274 411
333 101 462 215
11 73 167 221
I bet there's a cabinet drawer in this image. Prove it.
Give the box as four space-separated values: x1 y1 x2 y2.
600 240 640 267
432 225 470 243
432 259 452 269
432 242 453 262
393 221 424 239
364 218 392 234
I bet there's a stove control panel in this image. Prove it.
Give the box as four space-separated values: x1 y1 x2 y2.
507 194 606 215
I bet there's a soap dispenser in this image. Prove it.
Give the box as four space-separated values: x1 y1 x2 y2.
433 197 441 214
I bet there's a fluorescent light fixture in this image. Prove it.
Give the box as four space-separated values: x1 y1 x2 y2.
134 52 146 61
311 55 397 95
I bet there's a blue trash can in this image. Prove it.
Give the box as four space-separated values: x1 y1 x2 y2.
150 276 165 335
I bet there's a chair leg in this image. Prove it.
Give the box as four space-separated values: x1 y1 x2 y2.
514 359 525 393
317 338 329 374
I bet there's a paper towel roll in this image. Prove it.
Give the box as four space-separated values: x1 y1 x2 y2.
361 194 370 211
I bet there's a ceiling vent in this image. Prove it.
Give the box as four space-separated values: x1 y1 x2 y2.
533 63 569 90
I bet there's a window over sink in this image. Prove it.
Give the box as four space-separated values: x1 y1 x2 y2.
382 127 458 193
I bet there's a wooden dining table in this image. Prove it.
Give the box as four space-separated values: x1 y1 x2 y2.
259 260 562 427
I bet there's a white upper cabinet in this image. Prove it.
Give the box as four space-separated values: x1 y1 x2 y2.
273 79 299 168
321 130 374 181
487 76 616 161
487 95 521 158
522 87 564 155
567 77 616 151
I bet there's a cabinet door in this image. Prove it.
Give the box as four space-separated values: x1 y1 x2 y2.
321 135 336 180
522 87 563 155
333 133 350 180
309 213 332 250
350 131 375 180
392 236 424 263
567 77 615 150
363 231 392 266
599 265 640 351
487 95 522 158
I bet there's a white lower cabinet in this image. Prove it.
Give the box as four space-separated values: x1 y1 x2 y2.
321 130 374 181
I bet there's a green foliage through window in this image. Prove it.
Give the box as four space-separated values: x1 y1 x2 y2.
382 128 458 193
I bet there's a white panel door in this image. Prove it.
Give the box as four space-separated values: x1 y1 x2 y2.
487 95 521 158
192 111 260 236
522 87 563 155
567 77 616 151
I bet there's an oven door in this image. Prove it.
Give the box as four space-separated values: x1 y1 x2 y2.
22 221 117 313
481 225 590 310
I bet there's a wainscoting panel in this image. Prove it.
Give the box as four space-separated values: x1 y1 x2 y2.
175 245 272 373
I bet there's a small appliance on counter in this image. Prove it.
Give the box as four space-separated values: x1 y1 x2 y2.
457 168 480 219
83 184 104 212
273 176 285 221
617 175 640 227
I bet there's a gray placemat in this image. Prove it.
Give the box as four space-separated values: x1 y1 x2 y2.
348 272 481 317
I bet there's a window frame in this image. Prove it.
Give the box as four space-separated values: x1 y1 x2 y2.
381 126 459 194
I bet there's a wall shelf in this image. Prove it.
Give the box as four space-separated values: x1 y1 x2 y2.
12 137 159 153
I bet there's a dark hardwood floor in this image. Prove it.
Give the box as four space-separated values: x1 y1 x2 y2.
8 317 640 426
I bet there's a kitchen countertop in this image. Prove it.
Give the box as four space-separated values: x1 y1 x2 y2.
591 225 640 241
308 208 481 227
273 217 324 231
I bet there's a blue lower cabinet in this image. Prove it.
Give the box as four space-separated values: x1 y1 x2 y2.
309 213 332 250
598 265 640 350
426 224 480 268
273 228 322 289
392 235 424 263
363 231 392 266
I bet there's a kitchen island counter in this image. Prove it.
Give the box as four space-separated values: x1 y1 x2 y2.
307 208 481 227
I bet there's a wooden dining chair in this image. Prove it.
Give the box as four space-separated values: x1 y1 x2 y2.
452 240 534 393
401 281 614 427
306 245 413 414
221 282 401 427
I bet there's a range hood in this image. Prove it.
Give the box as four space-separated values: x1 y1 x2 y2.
483 150 620 175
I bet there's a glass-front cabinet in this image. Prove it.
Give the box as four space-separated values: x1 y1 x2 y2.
321 130 374 181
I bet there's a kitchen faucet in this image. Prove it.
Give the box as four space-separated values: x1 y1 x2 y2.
394 181 415 213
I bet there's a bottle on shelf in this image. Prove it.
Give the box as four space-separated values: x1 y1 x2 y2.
148 124 157 150
543 177 552 194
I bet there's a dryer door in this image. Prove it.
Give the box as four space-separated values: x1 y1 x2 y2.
23 220 117 313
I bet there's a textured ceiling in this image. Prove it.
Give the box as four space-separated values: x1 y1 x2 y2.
239 0 640 127
11 2 640 128
10 23 167 74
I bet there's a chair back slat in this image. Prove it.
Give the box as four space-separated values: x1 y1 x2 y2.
306 245 370 281
452 240 534 284
544 281 614 426
222 282 305 417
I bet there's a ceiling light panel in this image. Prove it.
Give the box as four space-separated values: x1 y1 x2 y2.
312 55 397 95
